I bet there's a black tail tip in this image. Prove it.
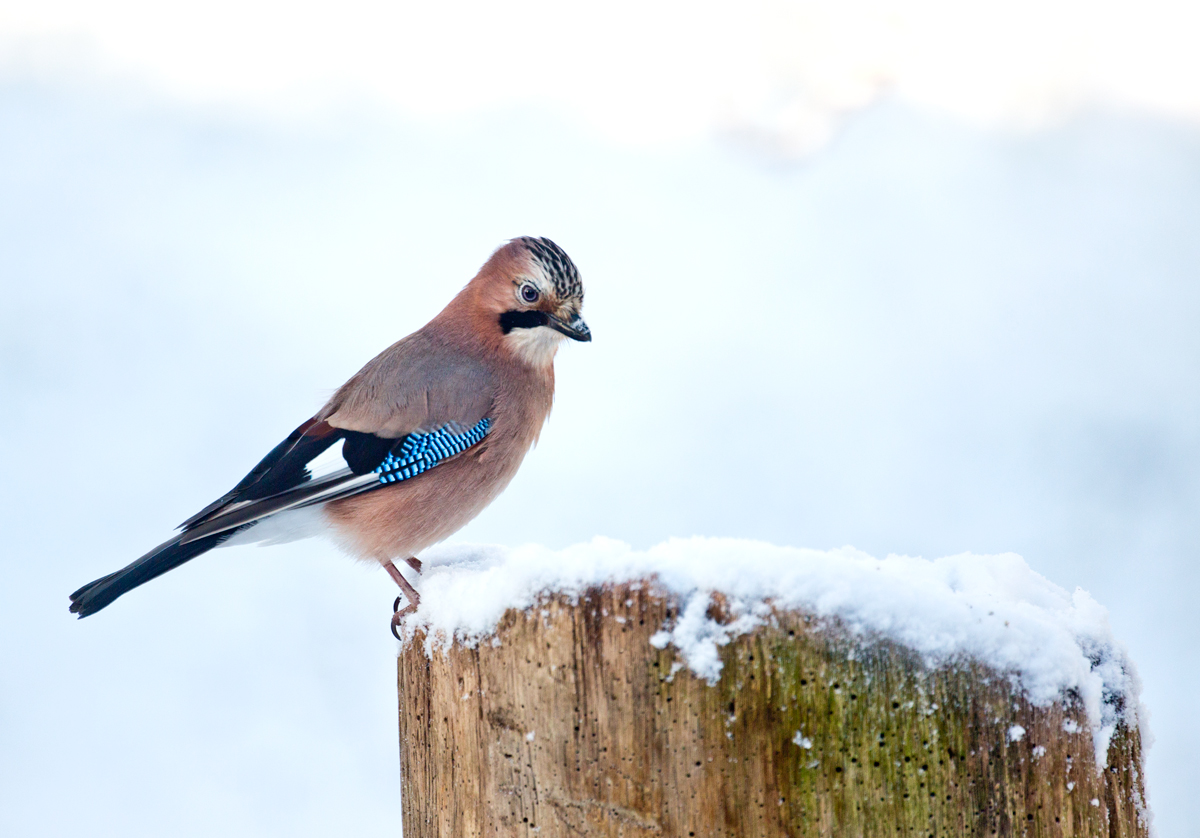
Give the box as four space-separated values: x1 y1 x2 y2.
69 571 121 618
69 595 94 618
69 596 107 619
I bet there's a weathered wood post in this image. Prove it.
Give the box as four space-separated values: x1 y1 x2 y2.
398 558 1148 837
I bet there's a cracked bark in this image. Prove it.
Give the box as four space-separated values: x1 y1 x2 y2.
397 583 1148 837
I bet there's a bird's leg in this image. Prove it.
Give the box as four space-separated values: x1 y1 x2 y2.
404 557 422 573
385 560 421 640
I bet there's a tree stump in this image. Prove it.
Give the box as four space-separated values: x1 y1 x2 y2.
397 582 1147 837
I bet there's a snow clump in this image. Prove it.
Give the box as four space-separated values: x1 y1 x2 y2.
405 536 1142 768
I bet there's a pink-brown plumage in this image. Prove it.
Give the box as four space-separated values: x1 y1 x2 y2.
321 241 560 562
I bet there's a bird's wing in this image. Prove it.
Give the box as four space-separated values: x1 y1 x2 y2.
178 332 496 543
318 329 495 437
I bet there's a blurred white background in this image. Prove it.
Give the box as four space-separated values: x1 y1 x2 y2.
1 1 1197 835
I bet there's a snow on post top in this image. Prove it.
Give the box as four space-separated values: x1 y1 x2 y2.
404 536 1141 768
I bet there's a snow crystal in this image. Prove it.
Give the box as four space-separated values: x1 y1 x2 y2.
404 536 1142 768
792 731 813 749
1007 725 1026 742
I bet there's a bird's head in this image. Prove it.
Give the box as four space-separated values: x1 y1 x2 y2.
473 236 591 367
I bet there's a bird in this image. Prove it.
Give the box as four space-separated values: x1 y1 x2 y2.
69 236 590 636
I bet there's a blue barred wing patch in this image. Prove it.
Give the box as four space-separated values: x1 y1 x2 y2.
373 418 493 484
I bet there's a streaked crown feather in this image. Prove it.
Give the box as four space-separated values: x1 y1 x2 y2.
516 236 583 302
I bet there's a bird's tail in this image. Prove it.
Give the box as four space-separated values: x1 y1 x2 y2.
69 530 235 618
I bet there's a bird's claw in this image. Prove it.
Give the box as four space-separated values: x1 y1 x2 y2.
391 597 419 640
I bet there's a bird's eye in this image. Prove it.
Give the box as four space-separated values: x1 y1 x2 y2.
520 284 540 304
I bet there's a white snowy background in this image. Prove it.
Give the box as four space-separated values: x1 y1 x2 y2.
1 2 1198 835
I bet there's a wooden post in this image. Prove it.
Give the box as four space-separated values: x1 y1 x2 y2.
397 583 1148 837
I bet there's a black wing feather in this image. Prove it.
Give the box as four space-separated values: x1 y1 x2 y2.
342 430 398 475
180 418 347 529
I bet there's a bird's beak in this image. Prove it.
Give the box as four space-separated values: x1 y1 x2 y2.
547 313 592 342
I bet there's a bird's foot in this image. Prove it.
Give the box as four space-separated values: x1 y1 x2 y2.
404 557 423 573
385 560 421 640
391 595 420 640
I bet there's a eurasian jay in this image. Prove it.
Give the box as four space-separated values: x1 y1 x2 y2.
69 237 590 635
